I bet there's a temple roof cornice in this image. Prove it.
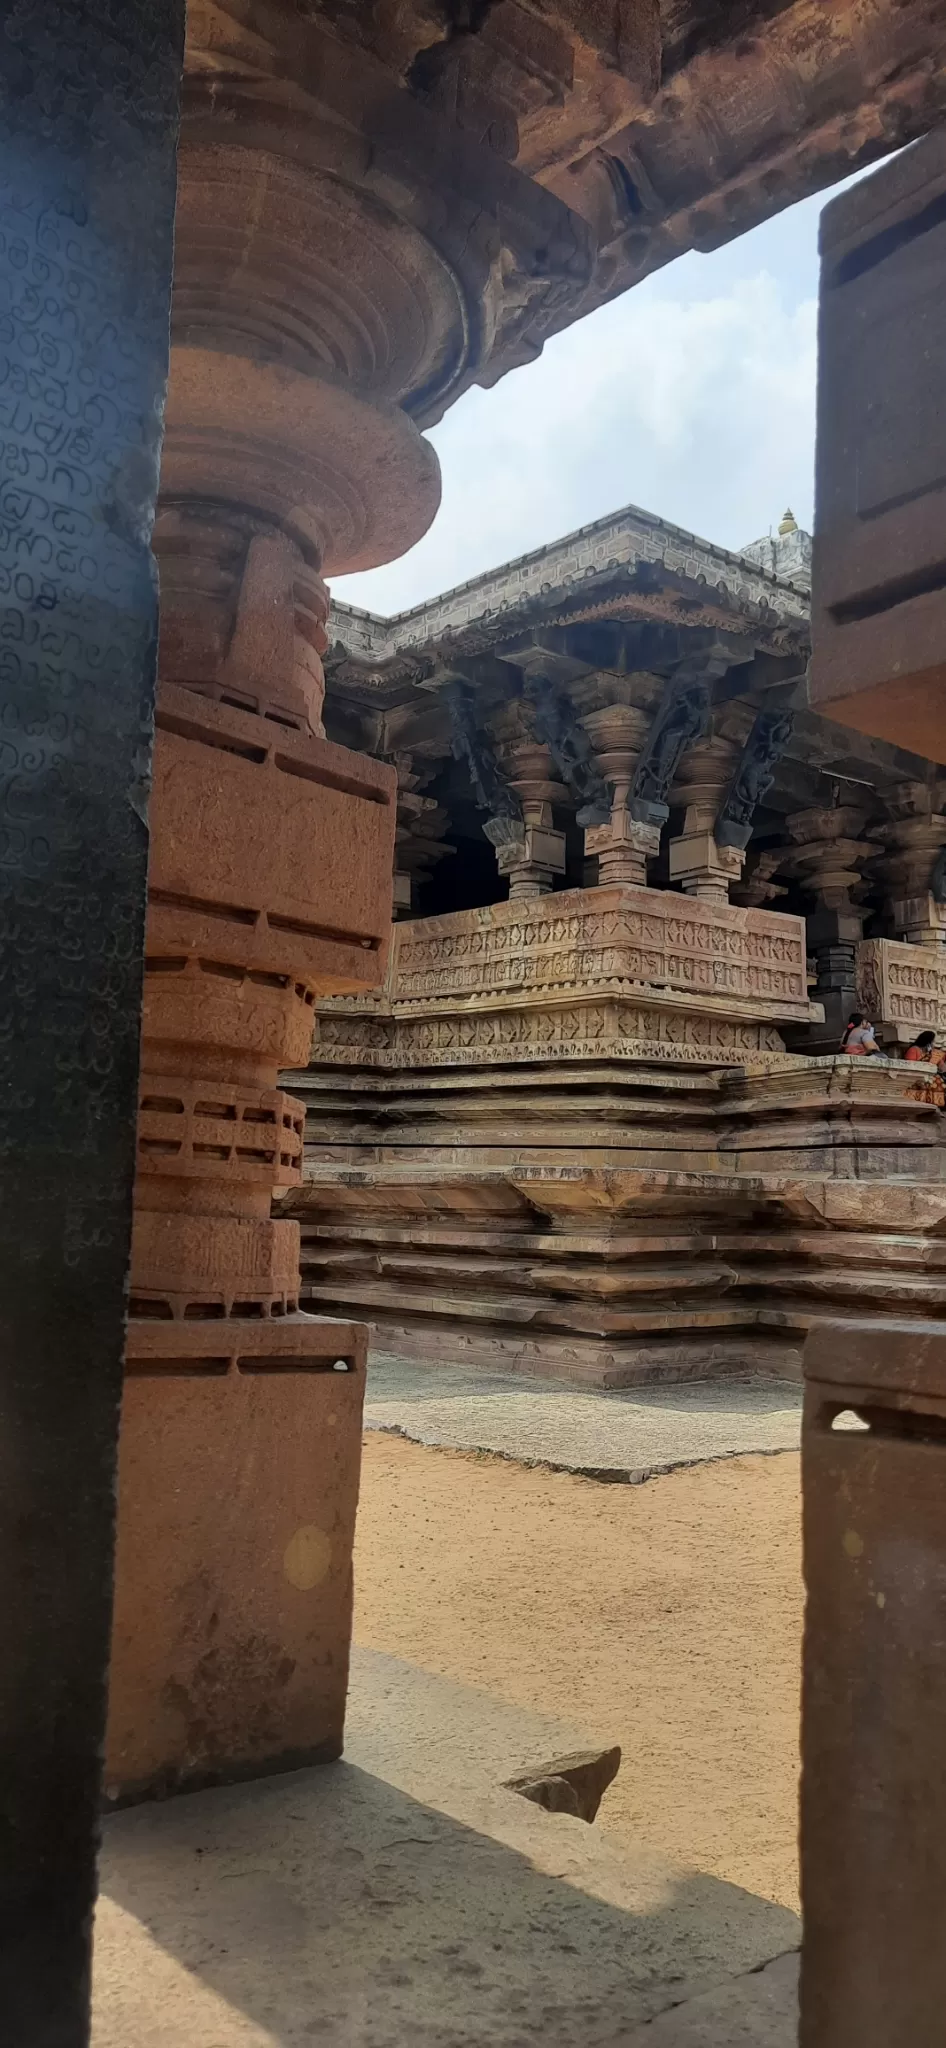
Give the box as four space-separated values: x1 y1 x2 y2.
327 499 811 699
334 499 810 649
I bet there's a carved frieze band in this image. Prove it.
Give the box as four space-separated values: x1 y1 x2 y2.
859 937 946 1032
317 999 786 1069
389 888 808 1015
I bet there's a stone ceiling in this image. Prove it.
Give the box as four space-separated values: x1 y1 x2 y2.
188 2 946 377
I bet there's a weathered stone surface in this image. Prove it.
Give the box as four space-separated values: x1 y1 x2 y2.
111 577 397 1799
801 1321 946 2046
364 1355 802 1480
107 1324 367 1802
93 1645 799 2046
505 1745 622 1822
316 888 813 1081
0 3 183 2036
625 1952 798 2046
222 3 946 375
812 131 946 762
181 1 594 419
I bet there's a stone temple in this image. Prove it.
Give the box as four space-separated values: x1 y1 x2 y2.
6 5 946 2044
281 500 946 1387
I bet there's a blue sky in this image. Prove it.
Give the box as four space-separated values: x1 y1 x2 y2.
334 177 853 617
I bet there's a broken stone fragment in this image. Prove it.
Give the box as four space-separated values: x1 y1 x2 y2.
503 1746 621 1823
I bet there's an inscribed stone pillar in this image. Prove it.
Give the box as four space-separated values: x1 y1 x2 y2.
0 2 183 2038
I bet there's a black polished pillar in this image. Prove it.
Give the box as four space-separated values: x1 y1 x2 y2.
0 5 182 2041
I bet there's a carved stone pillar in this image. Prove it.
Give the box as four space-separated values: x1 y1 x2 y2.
391 753 454 918
782 806 877 1043
444 678 528 888
490 720 568 900
109 366 408 1800
715 706 796 909
580 698 657 885
583 662 715 889
871 782 946 945
106 12 590 1796
668 733 744 905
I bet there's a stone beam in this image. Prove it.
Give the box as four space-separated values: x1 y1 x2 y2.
271 4 946 350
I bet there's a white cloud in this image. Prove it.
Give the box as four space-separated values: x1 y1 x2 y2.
333 261 817 618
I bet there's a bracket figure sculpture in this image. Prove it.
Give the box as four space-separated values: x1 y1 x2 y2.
524 669 612 827
445 677 526 860
628 673 712 826
716 708 796 850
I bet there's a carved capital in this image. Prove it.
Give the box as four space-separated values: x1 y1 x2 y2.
584 810 661 887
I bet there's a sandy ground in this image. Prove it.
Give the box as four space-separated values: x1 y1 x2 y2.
354 1436 803 1911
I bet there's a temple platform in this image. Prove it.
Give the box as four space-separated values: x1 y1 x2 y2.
286 920 946 1383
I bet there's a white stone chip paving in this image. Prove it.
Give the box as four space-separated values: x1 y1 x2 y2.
364 1354 803 1482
